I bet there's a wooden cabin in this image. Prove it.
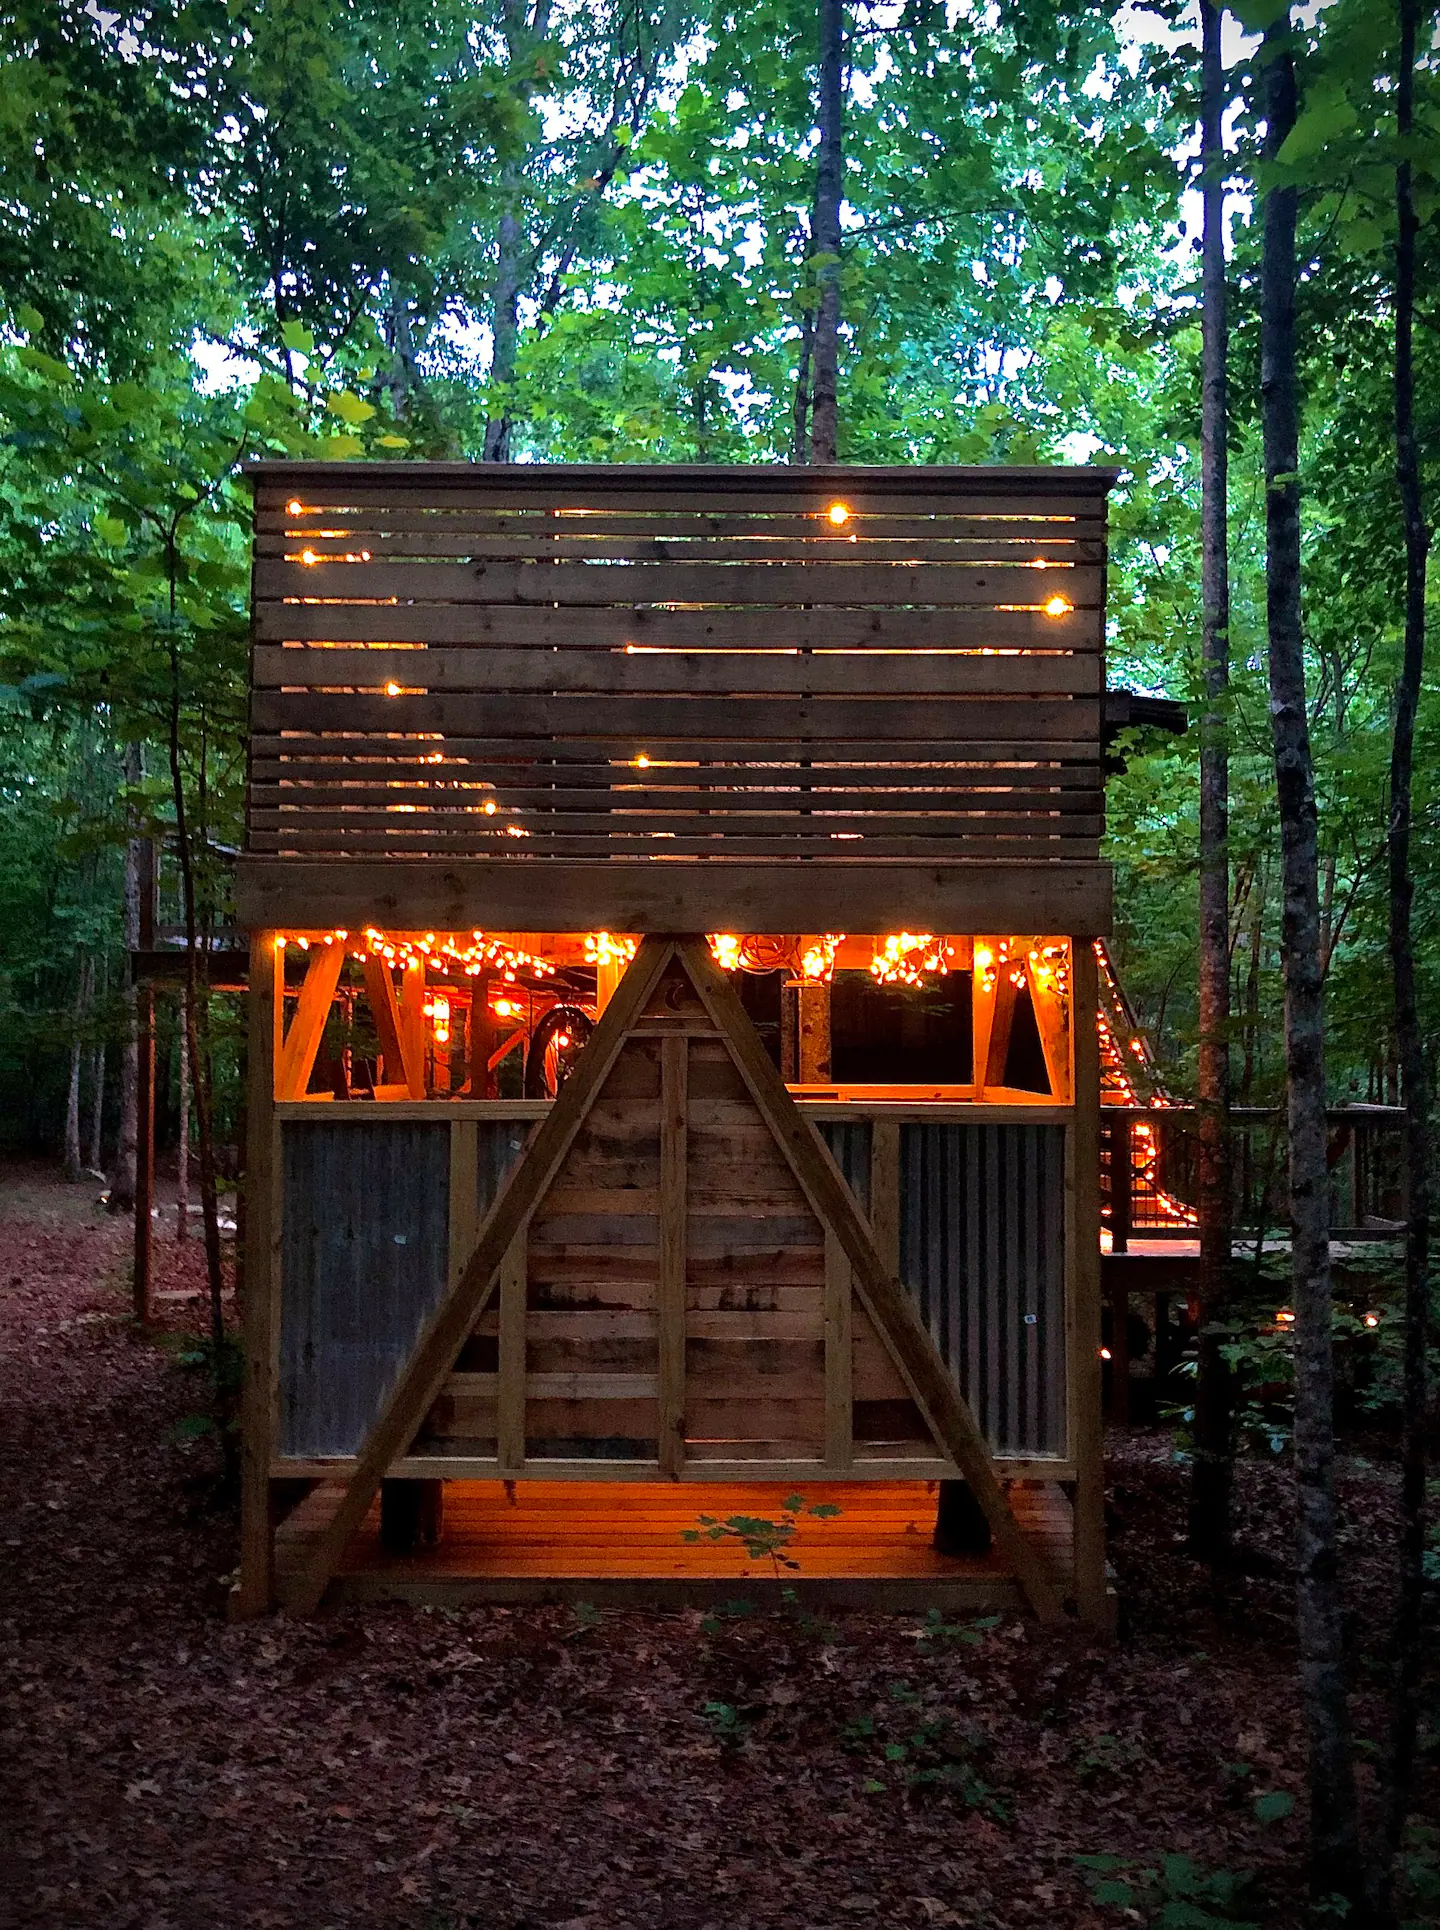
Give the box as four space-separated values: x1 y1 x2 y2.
234 461 1115 1625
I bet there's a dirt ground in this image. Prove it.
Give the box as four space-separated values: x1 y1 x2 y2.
0 1160 1430 1930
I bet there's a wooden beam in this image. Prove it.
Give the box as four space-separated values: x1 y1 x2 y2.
679 940 1065 1625
448 1119 478 1290
797 982 830 1083
274 941 345 1101
235 858 1115 940
984 966 1022 1090
363 954 423 1098
277 937 678 1614
1068 940 1108 1624
496 1229 527 1474
657 1034 688 1477
824 1230 853 1470
869 1121 901 1276
235 933 280 1618
400 955 427 1098
1026 946 1073 1104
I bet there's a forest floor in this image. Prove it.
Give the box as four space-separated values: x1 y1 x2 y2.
1 1160 1434 1930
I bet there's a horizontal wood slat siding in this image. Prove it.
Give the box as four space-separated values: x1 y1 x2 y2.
245 463 1112 873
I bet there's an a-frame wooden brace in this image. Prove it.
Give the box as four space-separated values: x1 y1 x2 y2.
277 938 1064 1622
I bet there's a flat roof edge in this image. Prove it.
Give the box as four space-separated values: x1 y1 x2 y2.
241 459 1121 490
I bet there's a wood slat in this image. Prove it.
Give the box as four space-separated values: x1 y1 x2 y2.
251 645 1102 698
256 531 1106 563
256 558 1101 608
255 603 1099 648
250 690 1098 742
251 741 1102 775
256 507 1106 540
251 807 1103 838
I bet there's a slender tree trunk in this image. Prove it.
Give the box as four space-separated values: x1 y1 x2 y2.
63 955 90 1182
1241 867 1264 1106
113 744 143 1212
807 0 844 463
1190 0 1234 1561
792 304 814 464
1260 21 1361 1900
87 1037 105 1175
484 193 524 463
175 991 191 1242
382 284 419 421
1383 0 1432 1885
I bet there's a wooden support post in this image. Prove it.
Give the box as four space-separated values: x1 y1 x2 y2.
1106 1277 1131 1426
972 941 998 1100
235 932 281 1618
657 1034 688 1476
401 955 427 1097
1111 1115 1133 1254
797 981 830 1083
133 982 155 1323
449 1119 479 1289
1068 940 1108 1625
870 1119 901 1277
595 956 624 1016
1026 947 1073 1103
363 954 421 1097
824 1228 853 1469
275 941 345 1101
496 1228 527 1474
132 838 156 1322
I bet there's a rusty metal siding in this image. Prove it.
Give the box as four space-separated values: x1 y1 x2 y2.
816 1119 872 1214
279 1120 451 1457
897 1123 1066 1457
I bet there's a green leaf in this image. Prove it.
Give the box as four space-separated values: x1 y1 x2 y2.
280 320 315 355
15 303 44 337
327 389 376 426
1091 1879 1135 1907
1277 100 1359 167
93 515 128 546
1254 1789 1295 1824
377 434 411 449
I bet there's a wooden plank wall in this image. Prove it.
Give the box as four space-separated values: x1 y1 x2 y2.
273 1103 1069 1471
246 463 1110 873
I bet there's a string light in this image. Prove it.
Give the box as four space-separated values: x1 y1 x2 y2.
871 933 954 985
709 934 743 971
584 933 638 969
1043 593 1073 618
286 499 304 517
826 502 851 526
799 934 845 983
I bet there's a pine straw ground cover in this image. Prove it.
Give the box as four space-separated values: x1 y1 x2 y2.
1 1162 1433 1930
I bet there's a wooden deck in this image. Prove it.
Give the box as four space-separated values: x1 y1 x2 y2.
275 1478 1074 1611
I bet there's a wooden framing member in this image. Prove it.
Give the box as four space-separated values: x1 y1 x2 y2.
823 1231 853 1470
657 1033 688 1476
364 953 424 1099
235 932 282 1618
1026 948 1073 1105
679 941 1064 1625
496 1230 527 1474
275 940 345 1100
278 938 678 1613
1067 939 1108 1623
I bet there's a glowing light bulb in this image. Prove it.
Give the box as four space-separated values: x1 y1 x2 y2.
633 752 651 769
1099 1346 1113 1361
1043 593 1073 618
974 945 993 972
287 499 304 516
301 548 319 566
1364 1312 1379 1329
827 501 850 526
483 800 497 815
386 681 401 696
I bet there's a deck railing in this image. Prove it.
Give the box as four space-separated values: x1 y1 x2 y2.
1101 1103 1407 1249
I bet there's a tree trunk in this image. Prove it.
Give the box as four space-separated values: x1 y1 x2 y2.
113 744 143 1212
381 285 420 421
1259 20 1362 1900
483 194 524 463
807 0 844 463
1383 0 1432 1886
86 1037 105 1175
175 990 191 1242
792 302 814 464
63 955 90 1183
1189 0 1234 1562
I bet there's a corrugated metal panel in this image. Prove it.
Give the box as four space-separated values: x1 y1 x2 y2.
478 1118 532 1219
279 1121 451 1456
898 1123 1066 1457
816 1119 872 1214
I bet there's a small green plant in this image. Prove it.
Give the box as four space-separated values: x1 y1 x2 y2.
914 1608 1002 1652
1076 1852 1258 1927
682 1493 841 1576
699 1596 760 1635
1073 1731 1143 1785
842 1685 1007 1817
702 1699 754 1743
